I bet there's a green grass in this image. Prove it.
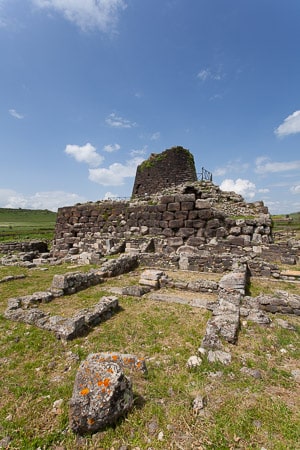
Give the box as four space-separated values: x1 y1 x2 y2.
0 265 299 449
0 208 56 242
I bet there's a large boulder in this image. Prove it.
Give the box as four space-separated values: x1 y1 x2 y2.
69 356 133 435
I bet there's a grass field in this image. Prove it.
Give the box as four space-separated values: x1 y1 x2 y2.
0 208 299 448
272 212 300 239
0 265 299 449
0 208 57 242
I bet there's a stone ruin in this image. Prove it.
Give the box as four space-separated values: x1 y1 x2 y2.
2 146 300 436
132 146 197 197
51 146 299 277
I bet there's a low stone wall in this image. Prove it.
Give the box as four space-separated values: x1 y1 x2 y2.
0 240 48 254
3 255 139 339
242 293 300 316
51 271 104 295
5 296 119 341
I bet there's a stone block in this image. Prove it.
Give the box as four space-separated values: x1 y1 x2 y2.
181 201 195 211
197 209 213 220
175 210 188 219
169 219 184 229
162 211 175 221
176 228 195 238
195 199 211 209
175 194 196 202
160 195 175 204
167 237 184 247
188 210 199 220
168 202 181 212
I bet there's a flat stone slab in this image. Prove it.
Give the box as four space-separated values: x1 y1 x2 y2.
281 270 300 277
148 292 216 310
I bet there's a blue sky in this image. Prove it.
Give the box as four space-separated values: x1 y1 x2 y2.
0 0 300 214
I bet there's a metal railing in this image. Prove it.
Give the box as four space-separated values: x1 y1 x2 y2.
197 167 213 182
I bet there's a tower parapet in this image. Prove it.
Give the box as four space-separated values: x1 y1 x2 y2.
132 146 197 198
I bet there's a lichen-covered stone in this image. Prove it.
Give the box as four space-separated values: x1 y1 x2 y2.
69 359 133 435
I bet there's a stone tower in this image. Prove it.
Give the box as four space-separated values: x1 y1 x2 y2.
131 146 197 197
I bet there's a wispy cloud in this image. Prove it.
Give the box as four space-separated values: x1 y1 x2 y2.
89 156 144 186
65 142 104 167
31 0 127 33
214 160 249 177
219 178 256 199
130 147 147 157
150 131 160 141
105 112 137 128
275 110 300 137
197 67 222 82
103 143 121 152
0 188 86 211
255 156 300 174
9 108 24 119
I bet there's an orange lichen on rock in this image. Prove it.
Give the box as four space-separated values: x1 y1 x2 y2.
87 418 95 425
80 387 90 396
97 378 110 388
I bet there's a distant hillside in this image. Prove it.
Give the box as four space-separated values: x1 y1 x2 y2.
272 211 300 238
0 208 57 242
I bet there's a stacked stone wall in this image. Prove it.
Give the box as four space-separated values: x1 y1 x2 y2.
132 146 197 197
0 241 48 254
52 182 273 260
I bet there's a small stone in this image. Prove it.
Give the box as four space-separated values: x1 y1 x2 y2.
147 419 158 435
197 347 207 356
291 369 300 383
276 318 296 331
187 355 202 369
192 395 207 415
52 398 64 415
157 431 164 441
207 350 231 365
240 367 262 379
0 436 12 448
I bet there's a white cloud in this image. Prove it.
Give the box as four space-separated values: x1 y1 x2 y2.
103 191 118 199
31 0 127 33
219 178 256 199
0 189 86 211
9 109 24 119
258 188 270 194
275 110 300 137
150 131 160 141
65 142 103 167
255 156 300 174
105 112 137 128
89 156 143 186
103 143 121 152
291 185 300 194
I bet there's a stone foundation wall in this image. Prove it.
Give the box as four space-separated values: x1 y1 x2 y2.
0 241 49 254
52 182 273 259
